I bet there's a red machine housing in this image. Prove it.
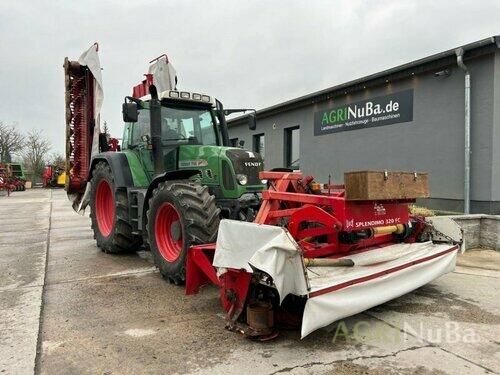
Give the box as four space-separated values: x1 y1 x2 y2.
132 73 153 99
256 171 412 257
131 54 169 98
42 165 53 188
186 171 421 322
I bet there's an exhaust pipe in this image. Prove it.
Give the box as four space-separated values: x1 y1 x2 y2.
149 85 164 175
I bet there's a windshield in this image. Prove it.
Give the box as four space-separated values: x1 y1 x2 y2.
161 106 217 145
131 106 219 146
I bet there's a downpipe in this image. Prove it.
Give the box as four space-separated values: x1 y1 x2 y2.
456 48 471 214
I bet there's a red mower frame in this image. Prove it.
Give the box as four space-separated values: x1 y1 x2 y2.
185 171 418 319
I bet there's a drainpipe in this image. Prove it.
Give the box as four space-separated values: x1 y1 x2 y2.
456 47 471 214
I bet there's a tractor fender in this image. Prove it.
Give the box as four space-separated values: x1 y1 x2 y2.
141 169 201 231
88 152 134 188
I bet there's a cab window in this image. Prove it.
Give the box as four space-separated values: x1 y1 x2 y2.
128 106 219 147
131 109 151 145
161 107 218 146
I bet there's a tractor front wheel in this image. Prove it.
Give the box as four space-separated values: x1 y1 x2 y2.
147 181 220 284
90 162 142 253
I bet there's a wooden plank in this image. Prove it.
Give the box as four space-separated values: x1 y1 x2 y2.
344 170 429 200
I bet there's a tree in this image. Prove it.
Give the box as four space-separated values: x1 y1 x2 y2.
49 152 65 169
102 121 109 136
0 122 24 163
22 130 51 183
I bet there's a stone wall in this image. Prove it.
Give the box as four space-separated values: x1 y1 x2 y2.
444 214 500 251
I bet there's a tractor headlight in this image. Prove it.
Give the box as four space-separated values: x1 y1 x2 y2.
236 174 248 185
261 179 268 185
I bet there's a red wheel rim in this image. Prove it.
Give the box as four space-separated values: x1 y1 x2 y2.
95 180 115 237
155 203 183 262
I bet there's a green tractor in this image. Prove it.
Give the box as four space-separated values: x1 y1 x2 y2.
65 52 264 284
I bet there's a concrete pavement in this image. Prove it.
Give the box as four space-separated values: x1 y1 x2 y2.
0 189 51 374
0 189 499 374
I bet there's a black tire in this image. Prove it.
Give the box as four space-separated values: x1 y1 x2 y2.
90 162 142 253
146 180 220 284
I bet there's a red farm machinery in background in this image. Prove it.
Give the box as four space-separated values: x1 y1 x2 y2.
0 163 13 196
0 163 26 195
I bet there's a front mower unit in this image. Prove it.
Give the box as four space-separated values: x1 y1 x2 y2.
186 171 461 338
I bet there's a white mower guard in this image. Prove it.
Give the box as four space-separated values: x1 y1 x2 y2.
213 220 460 338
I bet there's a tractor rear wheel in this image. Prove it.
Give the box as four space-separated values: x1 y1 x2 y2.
90 162 142 253
147 181 220 284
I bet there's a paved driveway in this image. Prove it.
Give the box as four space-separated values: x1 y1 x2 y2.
1 189 499 374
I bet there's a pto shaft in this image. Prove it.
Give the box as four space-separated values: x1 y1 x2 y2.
371 224 405 235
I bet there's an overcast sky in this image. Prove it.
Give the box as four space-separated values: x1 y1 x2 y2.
1 0 499 156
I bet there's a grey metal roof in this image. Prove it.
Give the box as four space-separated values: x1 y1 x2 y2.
228 35 500 126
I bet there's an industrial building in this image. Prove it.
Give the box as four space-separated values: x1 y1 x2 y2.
228 36 500 214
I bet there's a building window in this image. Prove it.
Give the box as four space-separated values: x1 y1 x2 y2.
284 126 300 170
253 133 265 159
229 138 239 147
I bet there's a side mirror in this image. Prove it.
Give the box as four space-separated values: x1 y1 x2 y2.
247 113 257 131
238 140 245 148
122 102 138 123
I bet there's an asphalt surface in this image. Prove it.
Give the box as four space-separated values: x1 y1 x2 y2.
0 189 499 374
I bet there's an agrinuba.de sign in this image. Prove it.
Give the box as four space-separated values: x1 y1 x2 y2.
314 89 414 135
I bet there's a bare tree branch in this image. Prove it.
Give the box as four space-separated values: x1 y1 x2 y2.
0 121 25 162
49 152 66 169
22 130 52 183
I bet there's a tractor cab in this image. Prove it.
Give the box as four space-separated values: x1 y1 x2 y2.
122 85 264 220
122 91 222 173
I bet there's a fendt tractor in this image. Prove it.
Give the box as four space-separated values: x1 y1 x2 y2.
64 46 264 283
